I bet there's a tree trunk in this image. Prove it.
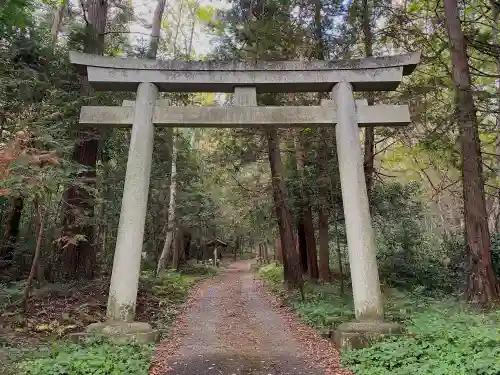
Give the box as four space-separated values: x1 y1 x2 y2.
234 236 240 261
333 208 345 295
22 198 44 312
362 0 375 197
318 193 330 283
157 129 174 256
57 0 107 281
1 197 23 264
443 0 500 305
263 242 269 263
157 133 178 275
303 207 318 279
489 0 500 234
147 0 171 260
97 137 111 263
297 219 308 273
50 0 68 48
313 0 331 283
267 129 302 289
294 132 319 279
172 227 181 270
148 0 167 59
183 231 191 263
275 236 282 263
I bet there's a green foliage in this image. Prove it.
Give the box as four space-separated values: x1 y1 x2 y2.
372 182 459 292
292 283 354 333
12 339 153 375
261 272 500 375
488 233 500 278
342 307 500 375
0 281 23 310
141 270 199 305
178 264 219 277
258 263 283 285
259 264 354 333
0 0 34 38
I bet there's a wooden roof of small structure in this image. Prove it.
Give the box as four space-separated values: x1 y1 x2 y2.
205 238 228 247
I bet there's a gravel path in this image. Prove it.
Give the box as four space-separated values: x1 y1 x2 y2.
150 260 351 375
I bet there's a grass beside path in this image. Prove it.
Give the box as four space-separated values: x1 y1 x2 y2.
258 263 500 375
0 264 218 375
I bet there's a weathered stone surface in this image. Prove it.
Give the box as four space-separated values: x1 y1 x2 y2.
78 104 411 128
69 51 420 93
233 86 257 106
122 99 170 107
333 321 403 351
123 98 368 108
69 321 160 344
88 66 403 92
333 82 384 321
70 51 419 73
107 82 158 322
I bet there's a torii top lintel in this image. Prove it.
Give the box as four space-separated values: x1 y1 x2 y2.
69 51 420 93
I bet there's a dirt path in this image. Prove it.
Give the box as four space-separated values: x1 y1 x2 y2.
151 260 349 375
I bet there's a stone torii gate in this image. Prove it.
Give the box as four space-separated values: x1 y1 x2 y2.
70 51 419 347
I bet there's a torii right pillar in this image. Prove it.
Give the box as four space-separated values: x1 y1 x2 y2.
332 81 402 350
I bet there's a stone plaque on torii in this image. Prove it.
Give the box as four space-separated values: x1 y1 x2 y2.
69 51 419 348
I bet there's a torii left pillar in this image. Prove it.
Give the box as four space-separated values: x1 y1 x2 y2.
81 83 160 344
107 82 157 321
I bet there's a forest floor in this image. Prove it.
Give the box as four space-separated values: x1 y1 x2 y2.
150 259 351 375
0 277 175 348
0 266 215 372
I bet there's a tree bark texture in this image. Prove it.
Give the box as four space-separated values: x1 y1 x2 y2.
50 0 68 48
263 242 269 263
1 197 23 264
148 0 173 263
362 0 375 197
317 130 333 284
173 227 181 270
294 132 319 279
313 0 330 282
57 0 108 281
275 236 283 263
443 0 500 304
297 219 308 273
148 0 167 59
489 0 500 234
157 133 178 275
267 129 302 288
303 206 318 279
22 198 44 312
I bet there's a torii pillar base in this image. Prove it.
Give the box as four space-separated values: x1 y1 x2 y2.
333 321 403 351
69 321 160 344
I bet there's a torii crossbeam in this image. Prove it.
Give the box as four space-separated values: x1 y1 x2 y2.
69 51 420 348
79 100 410 128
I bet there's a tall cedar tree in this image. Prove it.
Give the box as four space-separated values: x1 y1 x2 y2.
295 133 319 280
57 0 108 280
443 0 500 305
314 0 332 282
362 0 375 196
236 0 303 287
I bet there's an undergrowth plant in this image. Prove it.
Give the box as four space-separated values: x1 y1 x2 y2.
258 263 500 375
0 266 215 374
11 338 153 375
342 307 500 375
